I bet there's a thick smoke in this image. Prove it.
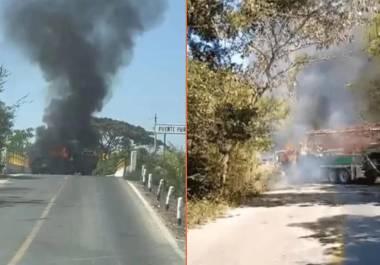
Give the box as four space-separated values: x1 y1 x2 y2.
4 0 167 173
278 41 367 145
274 37 372 185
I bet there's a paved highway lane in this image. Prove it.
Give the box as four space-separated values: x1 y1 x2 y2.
0 175 184 265
188 182 380 265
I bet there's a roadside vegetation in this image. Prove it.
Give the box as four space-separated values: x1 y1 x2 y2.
92 117 157 176
0 67 14 153
187 0 375 226
0 66 35 173
136 147 186 197
350 13 380 122
92 117 185 195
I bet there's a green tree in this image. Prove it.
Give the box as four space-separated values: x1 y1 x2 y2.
188 0 374 201
92 117 162 155
0 66 14 151
6 128 34 155
349 12 380 122
136 147 185 196
93 117 131 156
189 0 373 89
92 117 165 176
188 0 237 68
188 60 287 200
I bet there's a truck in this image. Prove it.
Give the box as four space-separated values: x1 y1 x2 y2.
30 145 98 175
296 124 380 184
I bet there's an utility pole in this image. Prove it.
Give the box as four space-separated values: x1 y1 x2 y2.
163 133 167 158
154 113 157 153
178 156 182 192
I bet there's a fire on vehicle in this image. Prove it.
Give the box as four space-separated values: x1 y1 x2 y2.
275 123 380 184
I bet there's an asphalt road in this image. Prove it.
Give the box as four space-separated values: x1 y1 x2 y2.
0 174 184 265
188 181 380 265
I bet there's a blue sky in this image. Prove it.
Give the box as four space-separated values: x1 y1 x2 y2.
0 0 186 148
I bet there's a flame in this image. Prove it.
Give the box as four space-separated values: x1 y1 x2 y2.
50 145 70 160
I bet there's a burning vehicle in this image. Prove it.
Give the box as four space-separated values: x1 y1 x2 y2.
29 142 98 175
277 124 380 184
5 0 166 176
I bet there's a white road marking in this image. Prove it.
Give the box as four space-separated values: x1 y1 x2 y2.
123 180 185 259
6 176 69 265
0 179 9 185
48 255 121 263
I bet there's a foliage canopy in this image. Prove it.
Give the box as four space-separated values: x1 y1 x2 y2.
187 0 375 201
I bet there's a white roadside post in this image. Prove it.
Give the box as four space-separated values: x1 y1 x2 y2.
141 166 146 185
177 197 183 226
130 150 137 173
165 186 174 210
157 179 164 201
148 173 152 192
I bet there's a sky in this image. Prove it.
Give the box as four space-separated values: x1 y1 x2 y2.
0 0 186 149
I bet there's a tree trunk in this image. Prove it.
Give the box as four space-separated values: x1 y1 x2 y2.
221 152 229 185
220 142 236 186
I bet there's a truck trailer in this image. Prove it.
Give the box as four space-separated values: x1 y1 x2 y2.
299 124 380 184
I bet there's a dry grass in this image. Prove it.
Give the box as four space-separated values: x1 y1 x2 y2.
188 162 282 228
188 199 229 228
256 162 282 189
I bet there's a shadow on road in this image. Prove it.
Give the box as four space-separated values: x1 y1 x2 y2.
0 187 32 193
243 184 380 208
290 215 380 265
0 197 45 208
5 175 45 180
0 186 45 207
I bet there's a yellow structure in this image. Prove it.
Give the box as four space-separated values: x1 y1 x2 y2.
7 152 29 168
101 152 110 160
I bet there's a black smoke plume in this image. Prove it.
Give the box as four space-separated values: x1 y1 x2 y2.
3 0 167 174
276 40 366 147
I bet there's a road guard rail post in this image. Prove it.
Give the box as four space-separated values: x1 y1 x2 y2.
165 186 174 210
177 197 183 226
157 179 164 201
148 173 152 192
133 150 184 227
141 165 146 185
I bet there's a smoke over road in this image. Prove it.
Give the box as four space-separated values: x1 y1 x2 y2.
274 37 374 185
3 0 167 173
278 40 368 145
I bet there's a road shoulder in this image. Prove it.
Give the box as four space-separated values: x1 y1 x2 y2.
121 179 185 259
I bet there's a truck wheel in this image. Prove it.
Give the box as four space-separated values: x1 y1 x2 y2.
363 172 377 185
361 162 378 185
327 169 339 184
338 169 351 184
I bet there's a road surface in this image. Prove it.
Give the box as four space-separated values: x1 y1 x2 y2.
0 174 184 265
188 182 380 265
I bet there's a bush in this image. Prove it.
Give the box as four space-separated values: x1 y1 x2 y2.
93 151 129 176
188 60 287 203
94 147 185 197
136 148 185 197
188 199 229 228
